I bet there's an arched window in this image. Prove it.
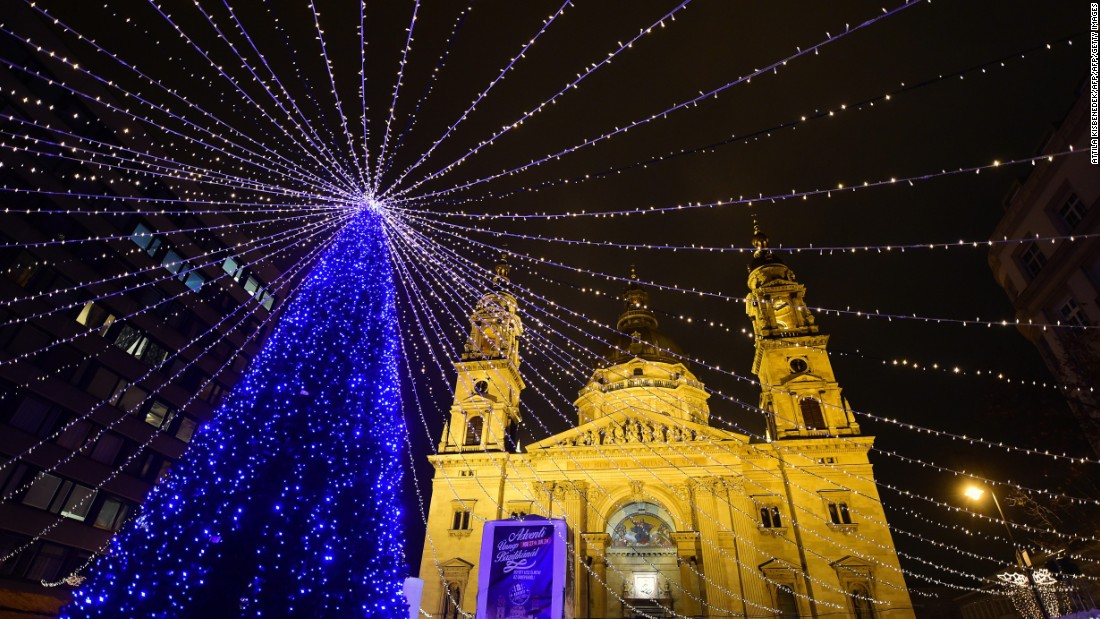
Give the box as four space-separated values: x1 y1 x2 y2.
799 398 825 430
606 501 675 549
776 585 799 619
441 582 462 619
850 585 874 619
464 416 483 446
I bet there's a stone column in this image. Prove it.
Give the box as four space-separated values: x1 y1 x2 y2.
555 482 589 619
695 477 737 617
582 533 611 618
724 475 767 618
671 531 702 617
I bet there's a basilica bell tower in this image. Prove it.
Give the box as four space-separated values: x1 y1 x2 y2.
438 260 525 453
745 224 861 441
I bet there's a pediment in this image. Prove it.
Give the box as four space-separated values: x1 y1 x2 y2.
781 373 824 386
526 409 746 451
461 393 496 404
759 557 799 574
759 279 796 288
440 557 474 569
831 556 870 568
827 556 871 576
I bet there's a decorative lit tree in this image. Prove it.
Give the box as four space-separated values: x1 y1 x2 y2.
63 211 407 618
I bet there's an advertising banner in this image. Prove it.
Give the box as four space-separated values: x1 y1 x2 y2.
476 519 567 619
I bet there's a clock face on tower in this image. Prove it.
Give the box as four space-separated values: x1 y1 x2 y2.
789 358 808 374
474 380 489 396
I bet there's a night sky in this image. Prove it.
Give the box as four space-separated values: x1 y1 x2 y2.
4 0 1094 599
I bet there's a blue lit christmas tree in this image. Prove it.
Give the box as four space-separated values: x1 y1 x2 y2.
63 210 407 618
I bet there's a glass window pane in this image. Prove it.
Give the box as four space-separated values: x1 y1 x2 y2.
144 401 173 428
177 418 197 443
56 421 92 450
113 324 146 357
118 386 149 413
130 222 155 250
22 473 61 510
93 499 122 530
24 543 68 582
61 485 97 521
89 433 124 465
10 398 52 434
184 271 206 291
162 250 185 275
86 366 124 401
140 341 170 367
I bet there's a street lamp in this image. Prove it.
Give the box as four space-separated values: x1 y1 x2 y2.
964 484 1052 619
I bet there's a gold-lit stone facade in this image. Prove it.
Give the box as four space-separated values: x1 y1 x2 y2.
419 248 915 618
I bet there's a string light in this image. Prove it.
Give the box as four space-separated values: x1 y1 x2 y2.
0 1 1089 615
386 0 927 203
411 34 1084 207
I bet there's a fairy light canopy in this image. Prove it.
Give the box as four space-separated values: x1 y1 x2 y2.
0 2 1095 618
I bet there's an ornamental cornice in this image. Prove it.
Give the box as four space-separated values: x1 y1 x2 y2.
453 358 525 387
742 436 875 458
429 452 512 467
757 334 830 350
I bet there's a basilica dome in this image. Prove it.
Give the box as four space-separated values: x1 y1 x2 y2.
603 278 685 366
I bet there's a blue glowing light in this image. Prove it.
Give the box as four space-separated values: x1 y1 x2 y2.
63 211 407 618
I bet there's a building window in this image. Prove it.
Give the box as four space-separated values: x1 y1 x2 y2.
828 501 853 525
1058 193 1087 229
182 270 207 292
130 222 162 256
1019 243 1047 278
850 585 875 619
110 324 170 367
776 585 799 619
222 256 241 275
10 542 69 582
5 250 41 287
440 581 462 619
821 490 856 528
452 510 472 531
633 367 644 376
799 398 826 430
92 496 131 531
1059 299 1088 326
464 416 483 446
507 501 533 520
7 396 64 437
74 301 117 335
176 417 198 443
21 472 97 521
143 400 176 428
82 364 128 403
88 432 125 466
55 420 94 450
0 463 31 499
759 505 783 528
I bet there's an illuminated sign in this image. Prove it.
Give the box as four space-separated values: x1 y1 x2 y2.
476 519 567 619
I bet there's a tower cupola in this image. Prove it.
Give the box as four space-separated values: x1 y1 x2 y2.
440 261 525 453
743 222 859 440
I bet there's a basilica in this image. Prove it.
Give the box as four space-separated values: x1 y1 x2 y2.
417 227 916 619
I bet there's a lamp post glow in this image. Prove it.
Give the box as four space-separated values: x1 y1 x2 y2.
964 484 1051 619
